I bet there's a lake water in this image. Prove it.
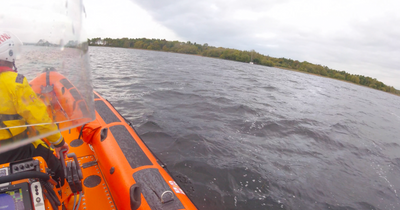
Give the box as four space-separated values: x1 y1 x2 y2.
28 46 400 210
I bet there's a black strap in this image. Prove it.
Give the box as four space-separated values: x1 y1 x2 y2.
13 61 18 72
0 129 28 146
0 114 23 122
0 114 26 143
46 70 50 86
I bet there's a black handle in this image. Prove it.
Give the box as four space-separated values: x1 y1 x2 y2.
130 184 142 210
59 148 68 178
0 171 50 184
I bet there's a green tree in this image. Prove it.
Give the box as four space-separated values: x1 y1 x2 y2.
134 41 143 48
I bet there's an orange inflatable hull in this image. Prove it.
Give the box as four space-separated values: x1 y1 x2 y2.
28 71 197 210
30 69 92 129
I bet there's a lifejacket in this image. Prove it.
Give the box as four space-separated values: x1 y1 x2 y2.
0 67 64 147
0 66 24 144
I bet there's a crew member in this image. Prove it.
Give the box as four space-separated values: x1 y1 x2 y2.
0 30 69 186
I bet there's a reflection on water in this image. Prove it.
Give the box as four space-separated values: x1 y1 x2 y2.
19 45 94 111
0 46 95 152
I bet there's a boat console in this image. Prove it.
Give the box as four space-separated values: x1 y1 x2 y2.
0 151 83 210
0 182 33 210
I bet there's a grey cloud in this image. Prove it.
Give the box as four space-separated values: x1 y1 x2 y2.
131 0 399 88
131 0 286 49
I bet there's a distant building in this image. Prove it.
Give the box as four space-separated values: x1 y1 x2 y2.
36 39 58 47
65 40 78 47
95 40 105 45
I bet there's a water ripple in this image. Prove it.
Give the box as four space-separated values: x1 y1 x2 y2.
87 47 400 210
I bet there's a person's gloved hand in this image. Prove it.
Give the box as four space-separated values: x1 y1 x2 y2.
55 141 69 159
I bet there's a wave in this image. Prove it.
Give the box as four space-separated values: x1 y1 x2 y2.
89 47 400 210
261 85 278 91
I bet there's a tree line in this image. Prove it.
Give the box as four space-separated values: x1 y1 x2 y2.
88 37 400 96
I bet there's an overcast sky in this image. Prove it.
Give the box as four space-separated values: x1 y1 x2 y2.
84 0 400 89
2 0 399 89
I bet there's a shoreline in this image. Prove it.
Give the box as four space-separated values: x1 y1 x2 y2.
88 45 399 97
273 66 400 97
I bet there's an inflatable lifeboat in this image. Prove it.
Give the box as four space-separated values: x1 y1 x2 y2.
0 69 197 210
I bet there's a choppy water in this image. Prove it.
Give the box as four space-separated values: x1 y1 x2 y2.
25 46 400 210
89 46 400 210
